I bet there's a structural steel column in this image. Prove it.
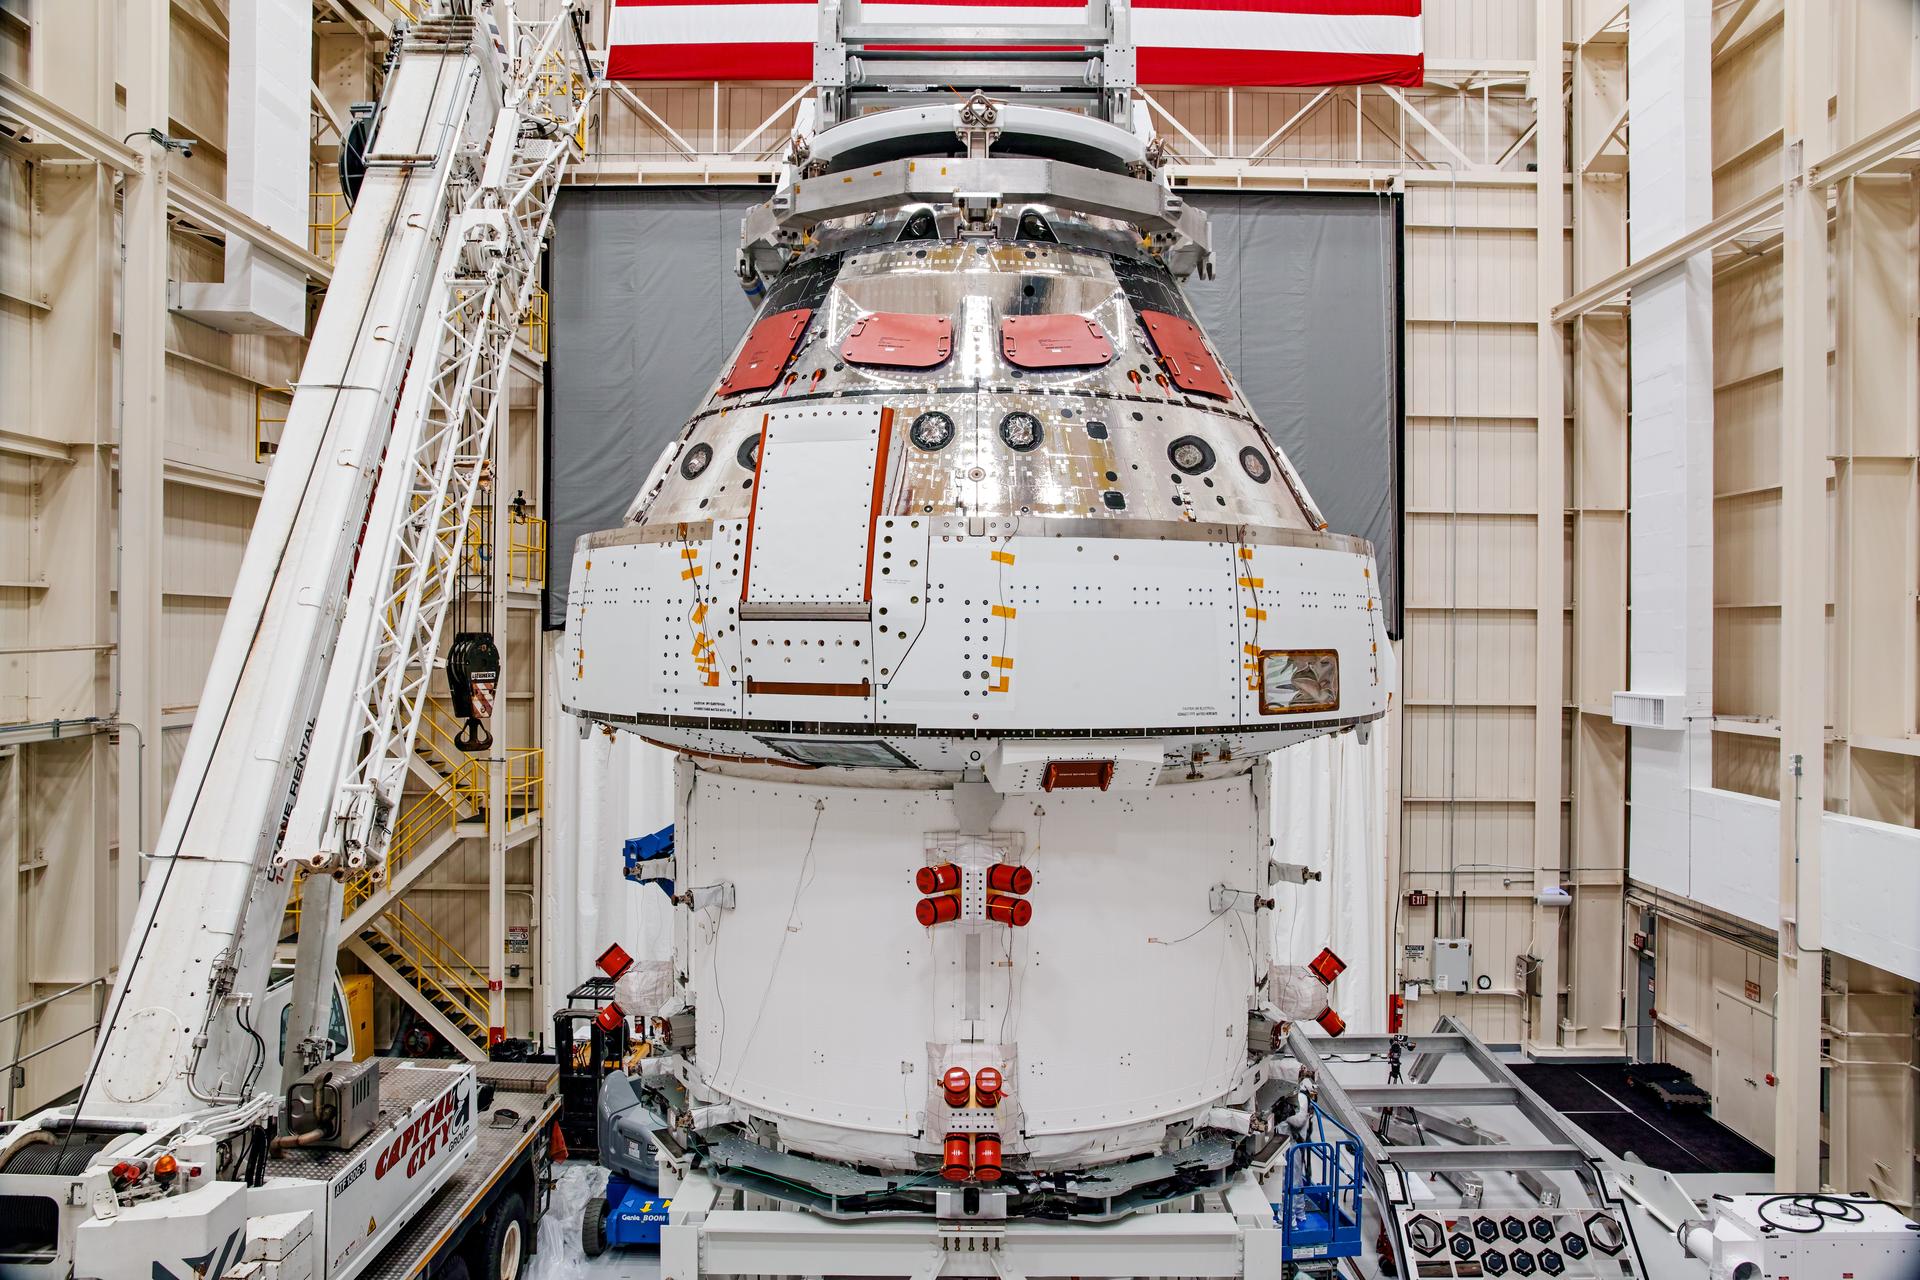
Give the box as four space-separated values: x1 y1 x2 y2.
487 400 511 1047
1772 0 1829 1192
117 0 170 938
1566 0 1631 1057
1531 0 1568 1052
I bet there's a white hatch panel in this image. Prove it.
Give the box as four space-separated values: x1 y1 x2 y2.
742 404 887 607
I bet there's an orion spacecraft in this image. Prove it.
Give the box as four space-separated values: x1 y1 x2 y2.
560 90 1388 1218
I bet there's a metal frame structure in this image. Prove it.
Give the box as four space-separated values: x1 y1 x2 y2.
290 16 590 881
814 0 1133 128
1290 1016 1655 1273
662 1170 1286 1279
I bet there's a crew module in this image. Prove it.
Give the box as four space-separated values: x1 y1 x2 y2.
558 82 1390 1246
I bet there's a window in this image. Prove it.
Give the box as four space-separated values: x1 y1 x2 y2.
1258 649 1339 715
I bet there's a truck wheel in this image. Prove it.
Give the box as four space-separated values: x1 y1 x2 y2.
483 1193 530 1280
434 1258 471 1280
582 1195 609 1258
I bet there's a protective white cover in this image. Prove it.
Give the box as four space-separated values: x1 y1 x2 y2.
616 960 677 1018
679 769 1263 1166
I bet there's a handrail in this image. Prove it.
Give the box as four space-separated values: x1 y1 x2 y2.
417 696 478 775
0 977 105 1025
254 385 291 462
508 512 546 587
309 190 350 264
506 747 545 814
520 286 549 360
387 897 486 979
370 901 488 1038
2 977 107 1119
289 734 542 931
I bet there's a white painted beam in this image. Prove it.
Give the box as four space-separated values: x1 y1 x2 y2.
1773 0 1828 1194
0 74 140 170
118 0 169 949
1530 0 1567 1053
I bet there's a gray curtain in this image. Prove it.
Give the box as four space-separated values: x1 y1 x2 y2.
546 186 1403 633
1184 190 1403 635
545 186 768 627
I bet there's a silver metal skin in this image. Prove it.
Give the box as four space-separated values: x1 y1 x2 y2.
635 215 1325 537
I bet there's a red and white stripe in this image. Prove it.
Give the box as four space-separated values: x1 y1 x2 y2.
606 0 1422 87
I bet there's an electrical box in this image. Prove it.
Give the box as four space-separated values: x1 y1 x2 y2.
1684 1193 1920 1279
1431 938 1472 993
284 1058 380 1150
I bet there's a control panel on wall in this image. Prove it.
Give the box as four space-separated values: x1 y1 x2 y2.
1432 938 1473 994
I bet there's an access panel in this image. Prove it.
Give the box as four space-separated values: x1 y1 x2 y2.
720 307 812 395
843 312 953 369
999 314 1114 370
1140 309 1232 399
740 403 891 607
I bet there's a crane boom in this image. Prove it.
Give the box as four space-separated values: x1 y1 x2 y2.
79 5 591 1123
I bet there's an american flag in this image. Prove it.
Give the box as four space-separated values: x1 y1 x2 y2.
605 0 1423 88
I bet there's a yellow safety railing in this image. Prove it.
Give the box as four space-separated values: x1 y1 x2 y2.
417 696 479 775
310 192 351 264
509 512 546 587
369 899 488 1039
254 386 291 462
287 757 473 931
283 717 541 934
520 286 549 360
458 504 547 588
343 765 470 916
506 748 544 816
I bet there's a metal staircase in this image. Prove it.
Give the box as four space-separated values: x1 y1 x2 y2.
351 901 493 1056
285 694 545 1053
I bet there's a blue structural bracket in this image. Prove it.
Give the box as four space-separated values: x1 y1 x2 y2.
1276 1103 1365 1263
622 824 675 898
604 1172 670 1247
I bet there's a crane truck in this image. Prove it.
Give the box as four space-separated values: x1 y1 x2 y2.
0 6 593 1280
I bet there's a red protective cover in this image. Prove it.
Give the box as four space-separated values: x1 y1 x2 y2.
842 312 953 368
720 307 812 395
595 943 634 980
1308 946 1347 986
1140 310 1232 399
999 314 1115 369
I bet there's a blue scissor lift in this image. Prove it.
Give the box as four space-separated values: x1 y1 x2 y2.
1277 1103 1366 1273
